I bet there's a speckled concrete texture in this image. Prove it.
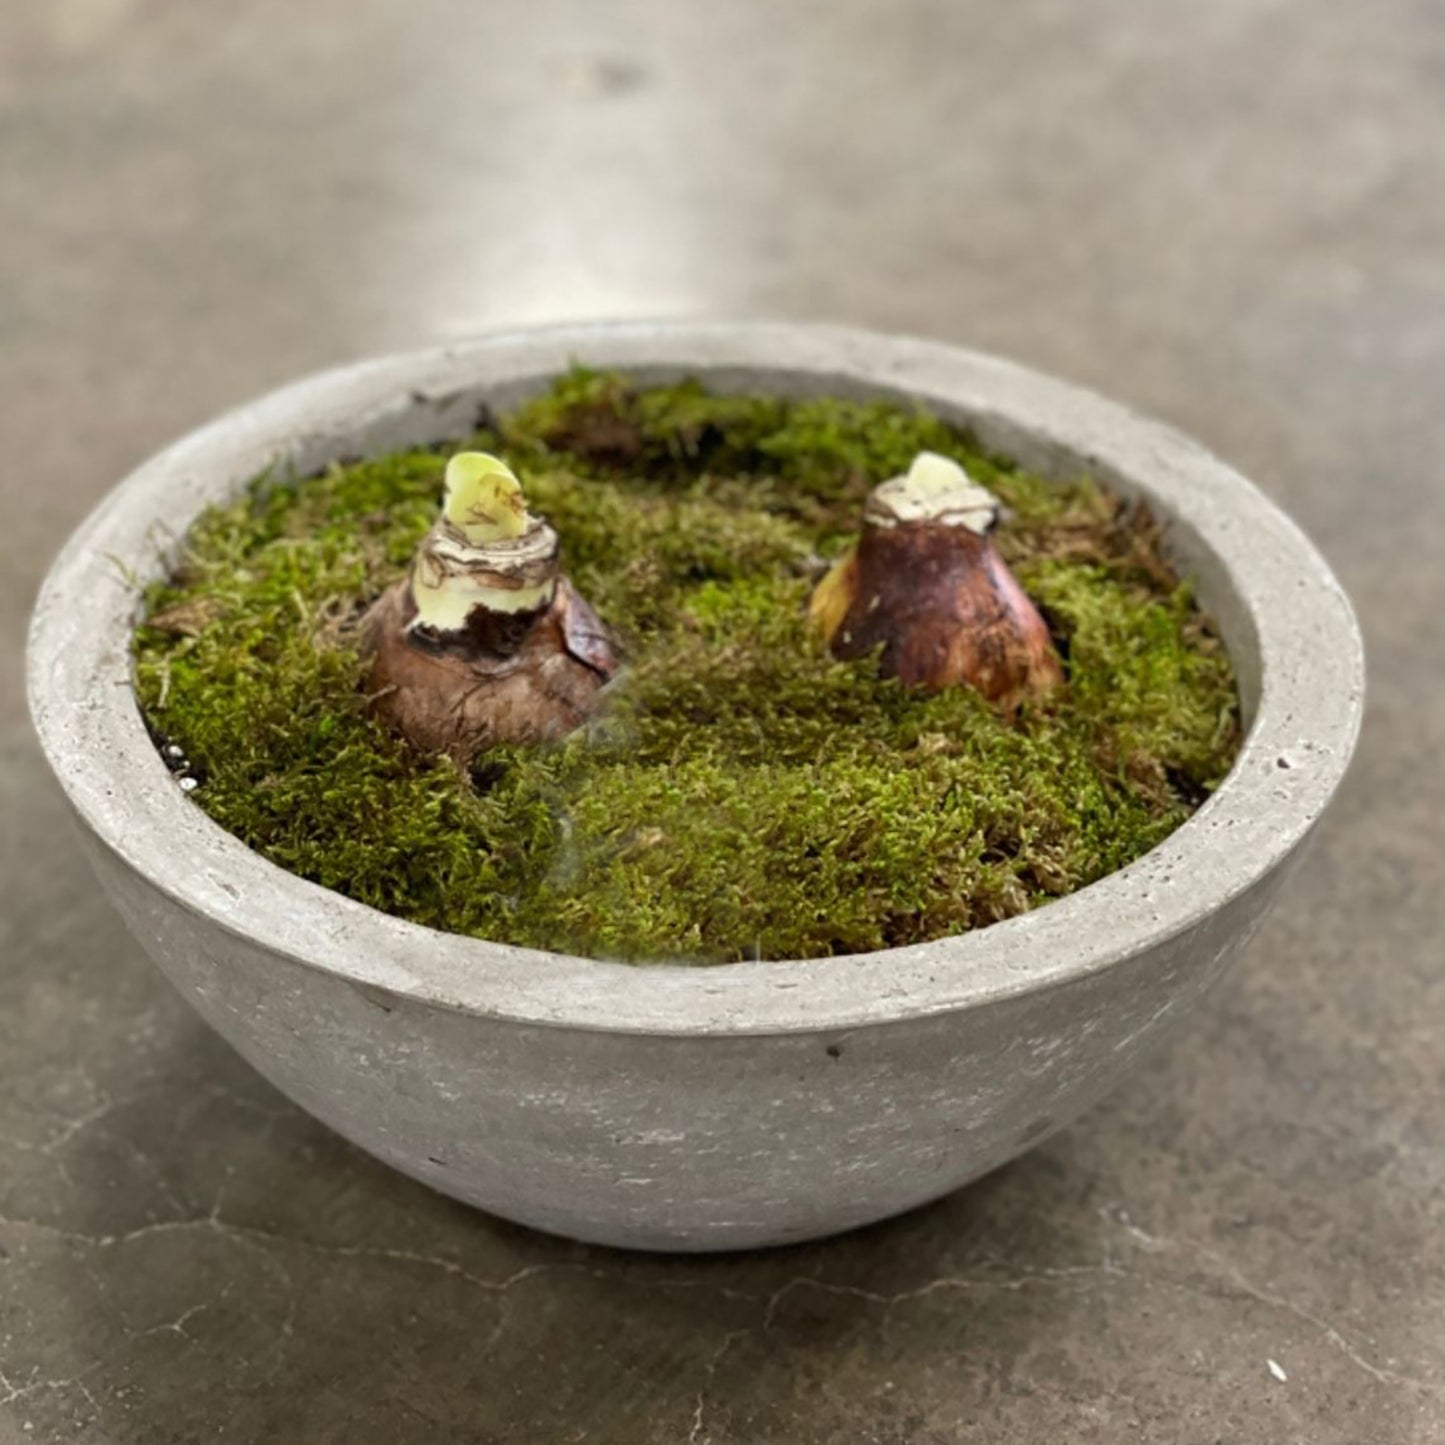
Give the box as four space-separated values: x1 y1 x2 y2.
25 325 1364 1251
1 1 1441 1441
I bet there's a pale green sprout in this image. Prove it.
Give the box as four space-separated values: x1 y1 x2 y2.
443 452 531 544
410 452 559 630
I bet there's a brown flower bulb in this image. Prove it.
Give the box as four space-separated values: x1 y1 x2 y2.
361 452 617 763
809 452 1063 709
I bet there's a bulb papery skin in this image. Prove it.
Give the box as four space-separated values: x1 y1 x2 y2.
360 452 618 761
810 454 1063 709
863 451 999 533
407 518 561 632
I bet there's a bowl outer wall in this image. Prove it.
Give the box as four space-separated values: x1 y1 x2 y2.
25 323 1364 1248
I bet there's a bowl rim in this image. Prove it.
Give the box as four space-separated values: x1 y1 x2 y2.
26 321 1365 1036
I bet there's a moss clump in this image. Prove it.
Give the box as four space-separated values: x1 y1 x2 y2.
133 370 1240 964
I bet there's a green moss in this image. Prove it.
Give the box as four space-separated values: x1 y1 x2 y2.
133 370 1241 964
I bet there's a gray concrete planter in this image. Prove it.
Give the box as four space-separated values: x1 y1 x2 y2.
27 323 1364 1252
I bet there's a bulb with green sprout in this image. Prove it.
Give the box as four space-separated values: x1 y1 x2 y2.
361 451 618 763
809 452 1063 709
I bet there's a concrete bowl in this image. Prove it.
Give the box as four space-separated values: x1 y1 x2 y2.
26 323 1364 1251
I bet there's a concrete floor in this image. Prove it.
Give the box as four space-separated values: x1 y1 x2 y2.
3 0 1443 1440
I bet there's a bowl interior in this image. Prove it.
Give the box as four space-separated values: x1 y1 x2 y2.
26 323 1364 1034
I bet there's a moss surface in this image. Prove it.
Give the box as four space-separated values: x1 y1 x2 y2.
134 371 1240 964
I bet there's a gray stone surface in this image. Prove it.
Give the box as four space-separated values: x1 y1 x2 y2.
0 0 1440 1440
